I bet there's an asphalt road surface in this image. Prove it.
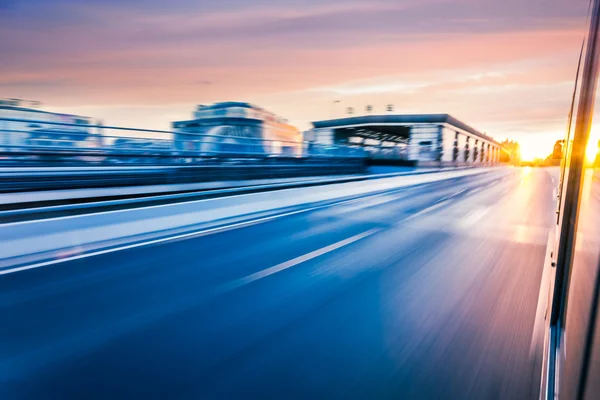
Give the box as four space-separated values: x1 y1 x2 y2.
0 167 556 399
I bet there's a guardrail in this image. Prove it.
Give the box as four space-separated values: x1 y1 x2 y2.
0 159 367 193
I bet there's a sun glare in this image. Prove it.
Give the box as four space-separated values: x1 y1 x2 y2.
518 131 599 163
586 136 599 162
519 141 548 162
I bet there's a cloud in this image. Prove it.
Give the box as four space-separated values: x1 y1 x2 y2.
0 0 586 58
0 78 75 88
0 0 591 151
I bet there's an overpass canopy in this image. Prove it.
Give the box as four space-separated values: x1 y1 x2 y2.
312 113 500 146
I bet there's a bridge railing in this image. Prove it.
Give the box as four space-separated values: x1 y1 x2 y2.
364 145 411 161
0 117 366 166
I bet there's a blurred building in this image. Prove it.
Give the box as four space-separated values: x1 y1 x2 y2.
0 98 98 151
308 114 505 166
172 102 301 157
109 137 172 164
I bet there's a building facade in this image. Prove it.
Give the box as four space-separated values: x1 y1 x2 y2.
0 99 96 151
309 114 504 166
172 102 301 157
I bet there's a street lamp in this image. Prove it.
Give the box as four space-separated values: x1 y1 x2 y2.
331 100 341 118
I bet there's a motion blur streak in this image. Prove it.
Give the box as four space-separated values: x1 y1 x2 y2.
0 168 556 399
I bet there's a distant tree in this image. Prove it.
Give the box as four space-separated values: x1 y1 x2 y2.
552 140 564 159
500 139 520 164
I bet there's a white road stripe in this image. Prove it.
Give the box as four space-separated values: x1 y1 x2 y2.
0 200 363 276
403 199 451 222
222 228 380 291
459 207 490 228
468 187 484 195
401 186 471 223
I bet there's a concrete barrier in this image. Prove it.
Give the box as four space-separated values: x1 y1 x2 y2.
0 167 506 270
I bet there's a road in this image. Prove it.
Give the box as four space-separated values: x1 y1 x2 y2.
0 167 556 399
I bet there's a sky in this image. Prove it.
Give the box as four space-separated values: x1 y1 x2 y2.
0 0 594 159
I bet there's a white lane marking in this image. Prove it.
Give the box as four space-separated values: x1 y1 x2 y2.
403 199 451 222
400 186 474 223
222 228 380 291
0 227 383 379
468 187 484 195
328 194 400 215
435 188 468 203
459 207 489 228
0 199 367 276
402 182 498 226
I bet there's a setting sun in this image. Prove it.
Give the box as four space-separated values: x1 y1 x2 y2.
586 133 600 162
519 145 546 162
516 129 599 163
518 137 557 162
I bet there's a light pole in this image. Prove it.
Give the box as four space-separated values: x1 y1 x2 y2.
330 100 341 119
